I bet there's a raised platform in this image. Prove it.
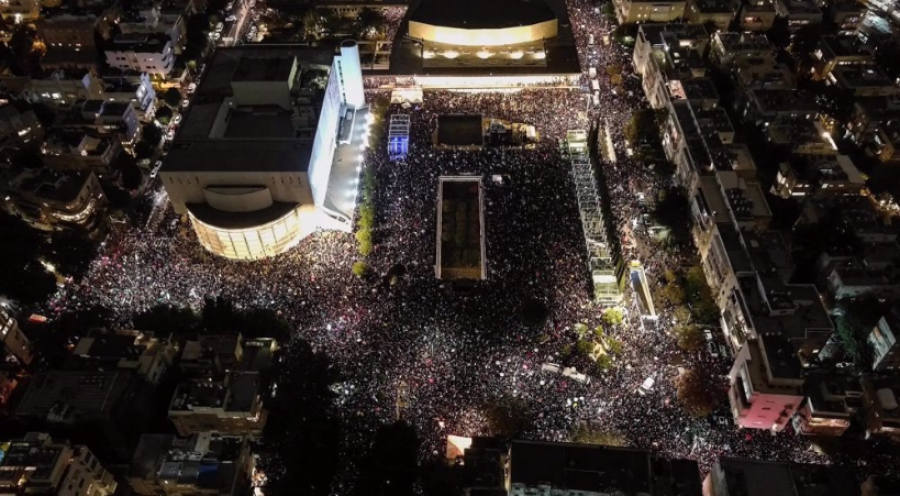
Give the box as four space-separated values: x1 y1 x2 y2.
436 176 486 280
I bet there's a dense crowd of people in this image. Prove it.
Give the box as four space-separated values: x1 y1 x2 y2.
42 0 900 489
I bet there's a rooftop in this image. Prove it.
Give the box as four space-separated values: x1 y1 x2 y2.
410 0 556 30
11 168 92 204
830 66 896 89
437 114 484 147
16 370 132 422
109 32 171 53
818 34 875 59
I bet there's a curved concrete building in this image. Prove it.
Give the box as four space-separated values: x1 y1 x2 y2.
408 0 558 46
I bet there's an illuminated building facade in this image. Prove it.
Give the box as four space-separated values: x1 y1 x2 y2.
0 168 108 236
161 44 366 260
387 0 581 88
0 433 117 496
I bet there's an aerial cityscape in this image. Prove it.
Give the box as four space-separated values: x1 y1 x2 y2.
0 0 898 494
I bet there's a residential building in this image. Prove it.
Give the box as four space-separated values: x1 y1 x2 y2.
793 374 861 436
0 305 33 366
128 432 253 496
313 0 408 19
847 96 900 144
179 334 243 373
15 370 154 461
119 5 187 54
812 35 876 80
736 89 819 125
766 119 838 155
70 329 177 385
633 24 708 78
40 131 123 175
774 0 823 29
728 335 805 431
509 440 702 496
0 99 44 147
28 70 105 106
101 73 157 120
828 1 866 34
0 0 40 23
0 168 108 235
685 0 739 31
634 26 713 111
105 33 176 78
828 66 900 97
739 0 778 31
160 44 367 260
704 458 860 496
613 0 687 24
710 32 777 69
870 121 900 165
36 13 102 70
168 371 267 436
826 263 900 298
773 155 864 198
861 376 900 440
0 433 117 496
733 58 795 90
869 309 900 372
64 99 141 142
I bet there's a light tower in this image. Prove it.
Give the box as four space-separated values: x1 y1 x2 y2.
339 40 365 109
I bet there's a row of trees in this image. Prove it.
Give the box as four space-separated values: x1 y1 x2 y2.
352 164 377 277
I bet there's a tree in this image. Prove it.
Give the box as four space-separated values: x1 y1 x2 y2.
0 212 58 305
602 308 624 326
652 186 692 245
156 106 174 125
593 325 605 339
358 239 373 256
164 88 182 108
576 339 594 355
352 261 368 277
676 324 704 352
355 228 372 245
45 232 97 281
484 397 533 437
142 123 163 148
605 337 624 355
355 7 384 39
595 354 613 372
116 153 143 190
676 368 723 417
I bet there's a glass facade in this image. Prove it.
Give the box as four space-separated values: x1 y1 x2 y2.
189 208 303 260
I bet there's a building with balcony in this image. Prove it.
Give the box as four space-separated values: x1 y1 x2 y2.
828 1 866 34
736 88 819 125
710 32 777 69
861 376 900 440
774 0 823 29
793 374 861 436
633 23 708 77
828 66 900 97
635 28 713 111
613 0 687 24
0 168 108 235
179 334 243 374
0 433 117 496
160 44 367 260
870 121 900 165
70 329 177 385
105 33 176 79
773 155 864 199
128 432 253 496
812 35 876 80
168 372 267 436
509 440 701 496
28 70 105 106
733 58 795 90
40 131 123 175
728 335 805 431
101 73 157 120
686 0 739 30
739 0 777 30
826 263 900 299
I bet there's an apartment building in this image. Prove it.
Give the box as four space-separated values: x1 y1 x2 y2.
739 0 778 30
773 155 864 198
36 13 104 70
0 433 117 496
40 131 123 175
128 432 253 496
710 32 777 69
828 0 866 34
71 329 177 385
766 119 838 155
733 58 796 90
828 66 900 97
0 305 33 366
119 5 187 54
0 100 44 147
728 335 805 431
861 376 900 440
812 35 876 80
774 0 823 29
793 374 861 436
634 26 714 111
613 0 687 24
736 88 819 125
870 121 900 165
704 458 859 496
686 0 739 31
870 308 900 372
847 96 900 144
105 33 176 78
0 0 40 23
0 168 108 235
168 372 267 436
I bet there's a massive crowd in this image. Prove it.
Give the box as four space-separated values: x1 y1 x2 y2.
42 0 900 489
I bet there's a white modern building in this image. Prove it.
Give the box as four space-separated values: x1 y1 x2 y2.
160 43 367 260
105 33 176 78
